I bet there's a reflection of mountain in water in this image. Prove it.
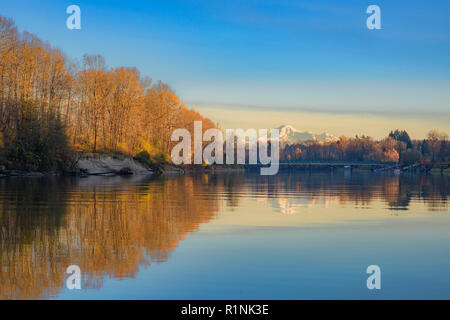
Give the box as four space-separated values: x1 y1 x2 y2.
271 197 327 215
0 172 448 299
243 173 449 214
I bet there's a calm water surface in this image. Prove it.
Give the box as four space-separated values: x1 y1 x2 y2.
0 172 449 299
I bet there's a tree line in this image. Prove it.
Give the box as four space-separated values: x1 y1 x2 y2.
281 129 449 165
0 15 215 170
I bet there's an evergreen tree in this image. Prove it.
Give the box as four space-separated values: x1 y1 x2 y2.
389 130 413 149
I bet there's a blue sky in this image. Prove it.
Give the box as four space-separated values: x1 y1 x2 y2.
2 0 449 137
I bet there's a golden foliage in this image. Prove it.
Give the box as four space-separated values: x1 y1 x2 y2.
0 16 216 160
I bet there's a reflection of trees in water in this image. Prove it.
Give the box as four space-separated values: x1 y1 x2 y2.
0 178 73 300
217 173 246 209
416 174 449 211
242 172 449 213
0 175 221 299
0 173 448 299
380 174 448 211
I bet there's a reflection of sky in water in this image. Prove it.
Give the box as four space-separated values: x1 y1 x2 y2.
0 172 448 299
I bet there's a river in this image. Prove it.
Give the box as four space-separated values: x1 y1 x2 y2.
0 171 449 299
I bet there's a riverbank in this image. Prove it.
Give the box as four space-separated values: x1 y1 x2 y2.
0 153 245 177
0 153 160 177
1 153 448 177
74 153 156 176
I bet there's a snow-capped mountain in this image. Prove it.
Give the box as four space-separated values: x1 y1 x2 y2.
263 125 337 145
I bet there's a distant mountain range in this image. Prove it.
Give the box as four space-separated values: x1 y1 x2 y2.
262 125 338 145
